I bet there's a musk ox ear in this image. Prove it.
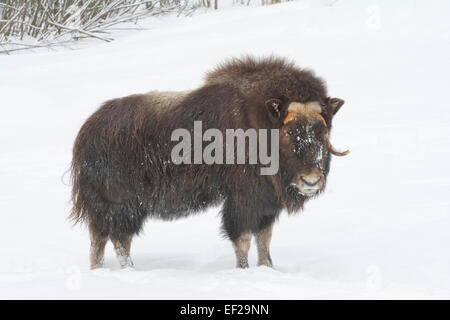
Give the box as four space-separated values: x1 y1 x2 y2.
328 97 345 115
265 98 283 119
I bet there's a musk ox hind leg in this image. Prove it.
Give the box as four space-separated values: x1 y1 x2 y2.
110 234 135 269
89 223 109 269
255 217 276 268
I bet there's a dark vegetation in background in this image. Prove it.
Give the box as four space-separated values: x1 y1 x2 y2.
0 0 284 54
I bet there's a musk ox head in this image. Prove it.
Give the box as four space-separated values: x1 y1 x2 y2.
266 97 349 197
205 55 349 198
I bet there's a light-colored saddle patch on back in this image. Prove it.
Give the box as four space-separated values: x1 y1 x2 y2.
143 90 190 115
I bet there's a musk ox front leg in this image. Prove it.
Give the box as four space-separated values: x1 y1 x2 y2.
222 198 254 268
232 232 252 268
255 220 275 268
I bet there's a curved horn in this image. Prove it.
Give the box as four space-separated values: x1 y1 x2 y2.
327 138 350 157
283 112 297 125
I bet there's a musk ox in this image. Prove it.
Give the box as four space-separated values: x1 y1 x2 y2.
70 56 348 269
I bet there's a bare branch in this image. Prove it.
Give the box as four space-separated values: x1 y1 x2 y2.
0 0 209 53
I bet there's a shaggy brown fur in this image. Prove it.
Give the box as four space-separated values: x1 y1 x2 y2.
70 56 346 269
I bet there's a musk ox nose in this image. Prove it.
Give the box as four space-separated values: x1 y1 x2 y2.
300 175 321 187
295 170 325 196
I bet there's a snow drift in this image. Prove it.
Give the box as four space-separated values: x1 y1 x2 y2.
0 0 449 299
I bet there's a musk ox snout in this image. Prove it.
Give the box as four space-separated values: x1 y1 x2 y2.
293 168 325 196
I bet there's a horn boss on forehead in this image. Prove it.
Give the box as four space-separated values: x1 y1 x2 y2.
283 101 323 125
288 101 322 114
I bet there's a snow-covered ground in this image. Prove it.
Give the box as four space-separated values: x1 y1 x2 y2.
1 0 450 299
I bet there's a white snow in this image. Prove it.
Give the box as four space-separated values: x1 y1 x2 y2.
1 0 450 299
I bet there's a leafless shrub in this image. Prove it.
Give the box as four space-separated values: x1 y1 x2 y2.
0 0 203 53
0 0 289 54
